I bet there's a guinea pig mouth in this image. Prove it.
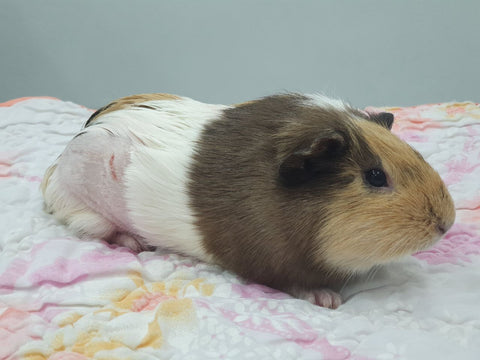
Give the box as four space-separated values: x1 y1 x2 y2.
416 228 445 253
414 216 454 252
428 219 453 244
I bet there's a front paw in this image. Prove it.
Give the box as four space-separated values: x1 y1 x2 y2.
297 288 343 309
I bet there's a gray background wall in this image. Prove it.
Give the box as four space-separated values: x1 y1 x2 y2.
1 0 479 109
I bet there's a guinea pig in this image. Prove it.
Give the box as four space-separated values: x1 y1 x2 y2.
41 93 455 308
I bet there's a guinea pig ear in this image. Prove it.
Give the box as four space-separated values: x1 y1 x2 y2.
278 131 346 186
368 112 394 130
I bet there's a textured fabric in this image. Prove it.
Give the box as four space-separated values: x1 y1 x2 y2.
1 98 479 360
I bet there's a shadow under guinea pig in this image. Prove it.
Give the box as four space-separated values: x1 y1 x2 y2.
339 256 430 310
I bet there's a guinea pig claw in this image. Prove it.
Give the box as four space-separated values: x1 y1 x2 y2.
108 233 154 253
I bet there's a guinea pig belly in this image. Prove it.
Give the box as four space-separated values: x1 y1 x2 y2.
56 128 134 233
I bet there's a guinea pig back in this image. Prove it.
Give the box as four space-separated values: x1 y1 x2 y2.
41 93 456 300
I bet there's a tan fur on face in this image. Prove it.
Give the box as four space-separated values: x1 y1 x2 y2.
86 93 181 126
317 120 456 273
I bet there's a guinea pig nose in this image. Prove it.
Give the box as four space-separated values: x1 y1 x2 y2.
436 221 452 235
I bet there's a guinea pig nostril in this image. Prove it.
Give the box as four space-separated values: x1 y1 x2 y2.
436 224 447 235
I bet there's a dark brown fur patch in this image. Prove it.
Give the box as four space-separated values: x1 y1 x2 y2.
188 94 381 291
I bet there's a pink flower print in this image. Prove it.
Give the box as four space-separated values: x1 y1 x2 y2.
443 155 480 186
232 283 289 301
132 292 175 312
49 351 90 360
0 308 44 358
0 157 42 183
0 159 12 178
445 103 468 117
414 224 480 265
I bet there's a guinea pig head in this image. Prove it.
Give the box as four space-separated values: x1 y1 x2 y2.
276 107 455 275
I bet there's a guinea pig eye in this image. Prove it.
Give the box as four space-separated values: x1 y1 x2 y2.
364 168 388 188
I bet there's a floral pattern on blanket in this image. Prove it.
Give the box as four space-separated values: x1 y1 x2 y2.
1 98 479 360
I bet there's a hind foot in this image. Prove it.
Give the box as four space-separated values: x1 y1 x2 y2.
107 232 155 253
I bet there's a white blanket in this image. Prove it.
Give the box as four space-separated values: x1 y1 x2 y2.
1 97 479 359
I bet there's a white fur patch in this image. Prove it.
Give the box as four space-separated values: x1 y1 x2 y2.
304 94 349 111
94 97 228 262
